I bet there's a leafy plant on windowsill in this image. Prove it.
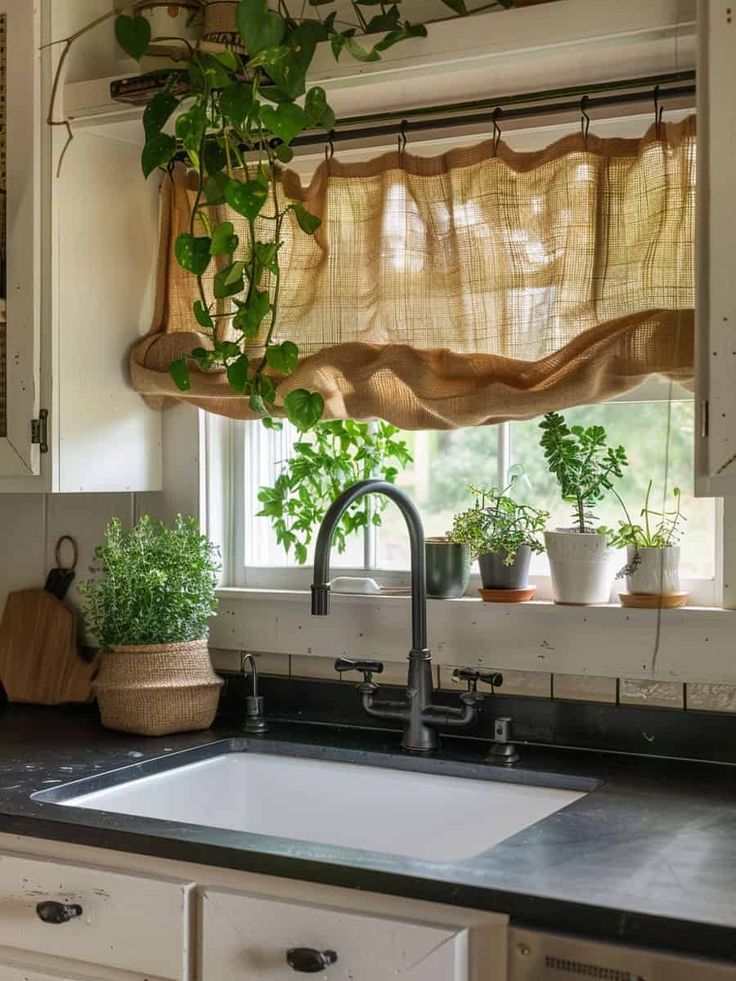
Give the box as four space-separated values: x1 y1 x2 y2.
257 420 412 563
538 411 629 534
78 515 220 648
112 0 491 432
609 480 686 578
449 471 548 564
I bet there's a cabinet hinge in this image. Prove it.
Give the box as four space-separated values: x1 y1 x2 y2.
31 409 49 454
701 400 710 439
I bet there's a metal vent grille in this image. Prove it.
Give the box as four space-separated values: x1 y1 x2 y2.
545 955 637 980
0 12 6 439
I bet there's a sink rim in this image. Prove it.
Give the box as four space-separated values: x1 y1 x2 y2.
32 736 600 807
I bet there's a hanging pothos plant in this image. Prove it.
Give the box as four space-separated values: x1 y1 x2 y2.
111 0 483 431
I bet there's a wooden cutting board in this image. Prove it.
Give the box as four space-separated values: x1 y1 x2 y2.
0 588 98 704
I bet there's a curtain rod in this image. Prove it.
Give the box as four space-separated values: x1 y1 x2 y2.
291 71 696 149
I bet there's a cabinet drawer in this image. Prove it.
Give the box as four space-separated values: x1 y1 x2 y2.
201 888 468 981
0 854 191 979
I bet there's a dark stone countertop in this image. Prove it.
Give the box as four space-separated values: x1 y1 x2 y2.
1 704 735 962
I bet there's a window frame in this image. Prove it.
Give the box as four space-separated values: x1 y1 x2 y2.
219 379 722 610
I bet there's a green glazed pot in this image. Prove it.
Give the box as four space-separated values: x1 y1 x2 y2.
425 538 471 599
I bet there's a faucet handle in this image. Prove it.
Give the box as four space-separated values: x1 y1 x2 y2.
452 668 503 694
334 657 384 684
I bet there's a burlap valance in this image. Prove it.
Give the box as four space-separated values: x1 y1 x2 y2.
131 116 695 429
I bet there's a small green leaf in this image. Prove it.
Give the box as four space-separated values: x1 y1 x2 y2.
143 90 178 140
291 202 322 235
141 133 176 178
227 354 250 393
285 389 324 431
260 374 277 403
259 102 309 145
199 51 233 89
249 393 267 414
233 289 270 338
204 172 229 206
213 261 245 298
219 83 254 127
254 241 281 275
175 233 212 276
304 86 336 129
331 32 347 60
268 21 323 99
210 221 239 256
343 36 381 62
374 23 428 53
225 178 268 221
193 300 214 330
236 0 285 54
265 340 299 375
262 416 283 430
176 106 207 153
169 357 190 392
115 14 151 61
274 143 294 164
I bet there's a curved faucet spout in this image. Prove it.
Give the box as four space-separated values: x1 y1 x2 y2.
311 479 427 654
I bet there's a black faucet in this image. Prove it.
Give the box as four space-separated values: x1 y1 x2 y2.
311 479 499 753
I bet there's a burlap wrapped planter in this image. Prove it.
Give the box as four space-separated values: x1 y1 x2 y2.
95 640 222 737
201 1 244 52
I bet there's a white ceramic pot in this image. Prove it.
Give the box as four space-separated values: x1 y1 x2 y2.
545 530 613 605
135 1 203 42
625 545 681 595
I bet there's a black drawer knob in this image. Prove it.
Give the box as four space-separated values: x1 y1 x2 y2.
287 947 338 973
36 901 83 924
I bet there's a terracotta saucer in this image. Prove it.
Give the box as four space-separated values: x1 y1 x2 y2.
619 592 688 609
478 586 537 604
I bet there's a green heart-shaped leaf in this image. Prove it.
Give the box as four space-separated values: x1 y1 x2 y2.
193 301 214 330
265 341 299 376
143 90 178 140
225 178 268 221
204 172 229 206
237 0 285 54
233 289 270 338
220 83 254 127
268 21 323 99
439 0 468 12
213 261 246 299
176 106 207 153
227 354 250 394
304 86 336 129
115 15 151 61
291 202 322 235
141 133 176 178
254 241 281 277
169 357 191 392
285 388 324 431
210 221 239 256
175 233 212 276
259 102 308 145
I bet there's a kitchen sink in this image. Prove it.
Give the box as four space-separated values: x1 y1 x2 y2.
36 742 593 862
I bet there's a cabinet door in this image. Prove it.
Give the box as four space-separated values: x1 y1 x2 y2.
0 0 42 477
201 889 472 981
696 0 736 495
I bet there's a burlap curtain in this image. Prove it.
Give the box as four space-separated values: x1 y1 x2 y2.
131 116 695 429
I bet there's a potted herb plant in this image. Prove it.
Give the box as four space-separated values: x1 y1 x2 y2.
539 411 628 605
79 515 222 736
449 477 548 602
611 481 687 606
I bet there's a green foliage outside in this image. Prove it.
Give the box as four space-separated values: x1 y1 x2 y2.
79 516 220 648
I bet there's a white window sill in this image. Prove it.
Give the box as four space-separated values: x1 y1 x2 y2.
211 587 736 685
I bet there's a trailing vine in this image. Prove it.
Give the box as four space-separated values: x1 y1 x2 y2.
112 0 479 430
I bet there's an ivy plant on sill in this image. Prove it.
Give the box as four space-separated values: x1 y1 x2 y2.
112 0 496 432
257 420 412 563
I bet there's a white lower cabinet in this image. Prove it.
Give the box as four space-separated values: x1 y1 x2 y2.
201 888 470 980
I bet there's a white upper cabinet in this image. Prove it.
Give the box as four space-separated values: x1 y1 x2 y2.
696 0 736 496
0 0 42 479
0 0 162 492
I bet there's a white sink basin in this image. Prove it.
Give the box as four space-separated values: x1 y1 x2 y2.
58 752 587 862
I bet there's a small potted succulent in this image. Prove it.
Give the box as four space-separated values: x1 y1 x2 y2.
79 515 222 737
539 412 628 605
611 481 687 606
449 475 548 602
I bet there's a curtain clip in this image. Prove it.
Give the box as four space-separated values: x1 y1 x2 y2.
398 119 409 161
580 95 590 149
492 106 503 157
653 84 664 140
324 129 335 163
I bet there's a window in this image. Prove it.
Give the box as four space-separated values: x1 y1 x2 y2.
229 379 718 605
